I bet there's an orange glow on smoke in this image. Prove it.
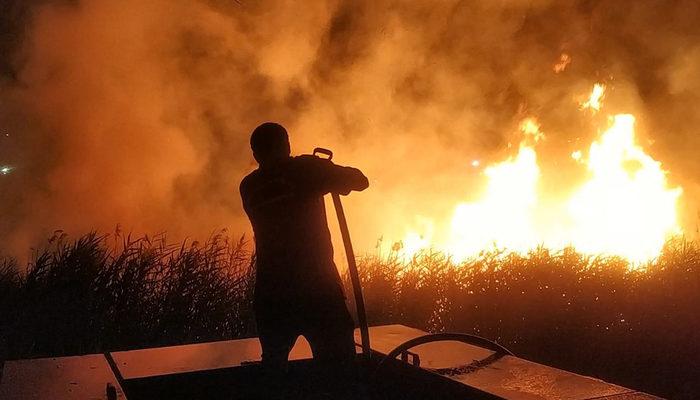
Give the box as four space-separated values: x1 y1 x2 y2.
394 84 682 265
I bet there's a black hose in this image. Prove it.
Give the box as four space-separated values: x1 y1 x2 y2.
374 332 513 378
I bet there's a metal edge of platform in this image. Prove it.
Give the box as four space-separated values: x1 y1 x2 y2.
0 353 127 400
0 325 665 400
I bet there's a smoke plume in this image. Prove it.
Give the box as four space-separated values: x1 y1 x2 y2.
2 0 700 260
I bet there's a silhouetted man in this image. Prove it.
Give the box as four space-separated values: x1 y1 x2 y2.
240 122 369 391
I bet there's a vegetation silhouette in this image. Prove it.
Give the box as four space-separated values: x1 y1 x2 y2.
0 233 698 399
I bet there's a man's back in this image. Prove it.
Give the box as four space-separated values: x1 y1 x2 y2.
241 123 367 388
240 155 368 304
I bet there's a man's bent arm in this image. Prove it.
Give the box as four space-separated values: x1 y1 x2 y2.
330 165 369 195
300 155 369 195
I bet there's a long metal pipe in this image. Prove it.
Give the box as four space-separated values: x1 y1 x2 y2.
313 147 371 360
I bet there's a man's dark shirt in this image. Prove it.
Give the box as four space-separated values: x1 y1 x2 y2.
240 155 369 307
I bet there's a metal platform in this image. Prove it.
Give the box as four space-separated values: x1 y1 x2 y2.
0 324 662 400
111 335 314 380
359 325 660 400
0 354 127 400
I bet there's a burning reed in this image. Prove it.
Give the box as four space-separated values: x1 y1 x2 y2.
357 240 700 398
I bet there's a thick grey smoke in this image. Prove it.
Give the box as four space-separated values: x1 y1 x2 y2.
1 0 700 259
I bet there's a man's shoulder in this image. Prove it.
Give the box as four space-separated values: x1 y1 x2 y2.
292 154 328 170
292 154 318 163
239 169 261 193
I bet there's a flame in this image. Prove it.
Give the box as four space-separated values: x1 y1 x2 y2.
396 216 435 257
581 83 606 112
566 114 682 262
553 53 572 73
445 124 542 262
519 117 545 143
393 85 682 265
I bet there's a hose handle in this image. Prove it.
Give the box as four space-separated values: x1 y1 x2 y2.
313 147 333 160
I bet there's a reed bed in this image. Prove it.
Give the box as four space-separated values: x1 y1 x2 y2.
1 233 697 398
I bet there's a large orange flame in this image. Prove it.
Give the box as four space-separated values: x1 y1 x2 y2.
395 84 682 265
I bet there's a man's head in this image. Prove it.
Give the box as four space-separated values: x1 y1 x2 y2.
250 122 291 166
